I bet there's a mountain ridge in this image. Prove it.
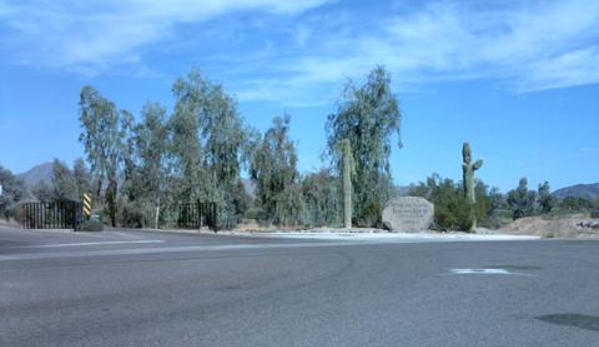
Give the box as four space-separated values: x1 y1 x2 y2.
551 183 599 201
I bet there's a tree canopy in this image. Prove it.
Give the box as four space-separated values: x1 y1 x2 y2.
326 66 402 227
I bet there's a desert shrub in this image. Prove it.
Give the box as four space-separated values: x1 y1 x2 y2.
355 201 382 228
408 174 493 232
79 218 104 232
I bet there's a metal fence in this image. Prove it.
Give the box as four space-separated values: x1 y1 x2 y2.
177 202 218 231
21 201 82 229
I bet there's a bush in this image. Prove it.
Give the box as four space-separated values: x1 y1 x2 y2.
243 207 265 220
409 174 490 232
355 201 382 228
79 219 104 232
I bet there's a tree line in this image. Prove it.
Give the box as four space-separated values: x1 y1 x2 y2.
408 175 599 231
63 66 401 229
1 66 598 230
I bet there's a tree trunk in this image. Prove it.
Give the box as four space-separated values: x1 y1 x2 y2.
343 139 352 229
154 197 160 230
95 176 103 202
106 178 117 227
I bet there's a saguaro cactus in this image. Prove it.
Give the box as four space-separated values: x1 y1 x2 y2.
462 142 483 229
341 139 353 229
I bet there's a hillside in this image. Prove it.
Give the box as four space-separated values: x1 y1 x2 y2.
552 183 599 201
17 162 53 187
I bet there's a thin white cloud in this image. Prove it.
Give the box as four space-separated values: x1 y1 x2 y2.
1 0 598 100
0 0 331 74
233 0 599 104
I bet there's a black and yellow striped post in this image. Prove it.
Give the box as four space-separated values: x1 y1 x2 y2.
82 191 92 220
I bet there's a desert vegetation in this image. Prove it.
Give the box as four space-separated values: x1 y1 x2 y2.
1 66 598 231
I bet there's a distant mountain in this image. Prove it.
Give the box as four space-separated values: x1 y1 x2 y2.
17 162 53 187
552 183 599 201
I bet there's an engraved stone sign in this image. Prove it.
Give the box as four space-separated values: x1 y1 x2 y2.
382 197 434 233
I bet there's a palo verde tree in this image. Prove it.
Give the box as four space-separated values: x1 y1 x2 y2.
78 86 127 227
408 173 492 231
250 115 302 226
326 66 402 227
507 177 537 220
537 181 555 214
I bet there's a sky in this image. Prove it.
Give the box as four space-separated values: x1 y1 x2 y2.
0 0 598 192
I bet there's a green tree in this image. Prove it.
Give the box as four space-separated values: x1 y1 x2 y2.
408 174 473 231
170 70 248 224
487 187 504 217
169 90 202 204
32 180 53 203
230 179 252 218
73 158 92 200
507 178 536 220
560 196 592 211
408 174 499 231
0 166 26 219
78 86 126 227
50 159 77 201
119 109 138 201
135 102 170 228
326 66 402 227
537 181 555 214
250 115 302 226
301 169 341 227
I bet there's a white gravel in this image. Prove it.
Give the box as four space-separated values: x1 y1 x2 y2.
258 230 541 241
153 226 542 242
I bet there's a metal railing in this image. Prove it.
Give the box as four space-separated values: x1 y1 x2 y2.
21 201 82 229
177 201 218 231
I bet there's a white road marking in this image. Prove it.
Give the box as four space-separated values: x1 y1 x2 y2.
17 240 164 249
0 241 403 261
450 268 513 275
110 231 146 239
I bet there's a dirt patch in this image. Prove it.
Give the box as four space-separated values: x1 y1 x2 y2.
500 213 599 239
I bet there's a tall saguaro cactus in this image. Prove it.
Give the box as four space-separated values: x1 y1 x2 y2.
341 139 353 229
462 142 483 229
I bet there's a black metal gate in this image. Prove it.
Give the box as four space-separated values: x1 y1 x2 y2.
22 201 82 229
177 202 217 231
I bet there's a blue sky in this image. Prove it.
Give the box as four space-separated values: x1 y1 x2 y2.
0 0 598 192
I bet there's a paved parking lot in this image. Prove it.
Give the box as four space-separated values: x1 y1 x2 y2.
1 228 598 346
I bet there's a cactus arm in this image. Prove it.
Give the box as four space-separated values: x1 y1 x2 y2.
473 160 483 171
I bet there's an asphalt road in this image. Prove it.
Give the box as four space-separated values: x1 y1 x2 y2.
1 228 598 346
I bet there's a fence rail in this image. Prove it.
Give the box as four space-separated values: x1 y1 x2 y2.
21 201 82 229
177 202 217 231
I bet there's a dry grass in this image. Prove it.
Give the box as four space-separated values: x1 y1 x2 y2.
500 213 599 239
